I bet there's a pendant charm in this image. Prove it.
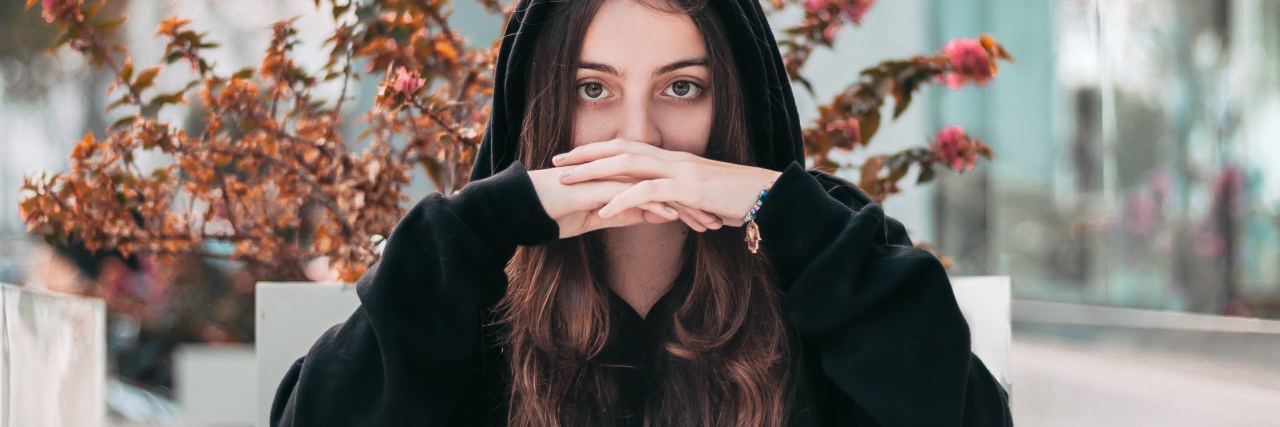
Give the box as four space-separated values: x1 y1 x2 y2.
745 220 761 254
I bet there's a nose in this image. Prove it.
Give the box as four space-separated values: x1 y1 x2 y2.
617 96 661 147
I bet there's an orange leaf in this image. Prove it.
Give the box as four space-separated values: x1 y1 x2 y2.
434 39 458 63
134 66 162 91
157 16 191 36
859 156 884 191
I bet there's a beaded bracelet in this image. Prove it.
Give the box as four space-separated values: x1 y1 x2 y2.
742 183 773 254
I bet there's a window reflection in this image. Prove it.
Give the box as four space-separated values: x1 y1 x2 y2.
935 0 1280 318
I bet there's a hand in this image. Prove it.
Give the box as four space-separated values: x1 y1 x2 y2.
527 166 687 239
552 139 783 228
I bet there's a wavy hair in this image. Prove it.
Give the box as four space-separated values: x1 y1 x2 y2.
497 1 793 425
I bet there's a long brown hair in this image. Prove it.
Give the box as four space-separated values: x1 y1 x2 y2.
496 1 793 425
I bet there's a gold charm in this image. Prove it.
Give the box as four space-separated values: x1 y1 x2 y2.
745 220 761 254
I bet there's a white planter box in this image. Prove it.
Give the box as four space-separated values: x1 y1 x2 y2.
254 282 361 427
952 275 1013 390
174 343 256 426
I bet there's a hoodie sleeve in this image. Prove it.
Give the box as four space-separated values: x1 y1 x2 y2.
753 161 1012 426
269 160 559 427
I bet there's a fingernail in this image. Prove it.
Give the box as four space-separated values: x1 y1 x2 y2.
665 207 678 216
552 154 566 164
559 169 574 178
598 208 610 218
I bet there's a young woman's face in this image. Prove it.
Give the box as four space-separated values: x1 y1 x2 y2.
573 0 713 156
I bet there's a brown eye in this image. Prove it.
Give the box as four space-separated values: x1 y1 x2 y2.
577 82 610 101
672 81 691 96
664 80 703 100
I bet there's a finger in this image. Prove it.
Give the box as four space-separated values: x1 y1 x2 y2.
617 203 679 225
552 138 682 167
672 204 718 231
642 210 673 224
639 202 680 221
563 180 631 213
586 203 678 232
670 202 722 230
559 153 677 185
558 178 679 230
563 181 671 219
598 179 696 219
585 207 649 233
679 211 708 232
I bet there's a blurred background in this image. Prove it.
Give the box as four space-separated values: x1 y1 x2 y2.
1 0 1278 425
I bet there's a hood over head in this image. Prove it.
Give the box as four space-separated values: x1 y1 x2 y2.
469 0 805 182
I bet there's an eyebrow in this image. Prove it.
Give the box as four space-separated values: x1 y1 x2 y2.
577 57 708 78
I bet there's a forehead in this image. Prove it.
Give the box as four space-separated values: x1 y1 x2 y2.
580 0 705 71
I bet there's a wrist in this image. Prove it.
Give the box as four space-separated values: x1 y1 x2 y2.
739 170 781 218
742 169 783 254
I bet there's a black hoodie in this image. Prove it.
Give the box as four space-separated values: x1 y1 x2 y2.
269 1 1013 425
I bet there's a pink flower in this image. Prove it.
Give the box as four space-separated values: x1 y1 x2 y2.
938 38 993 89
391 66 425 96
841 0 875 25
822 22 843 43
806 0 875 42
929 125 979 171
937 73 967 90
41 0 83 23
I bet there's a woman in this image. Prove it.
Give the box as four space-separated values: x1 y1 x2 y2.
270 0 1012 425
